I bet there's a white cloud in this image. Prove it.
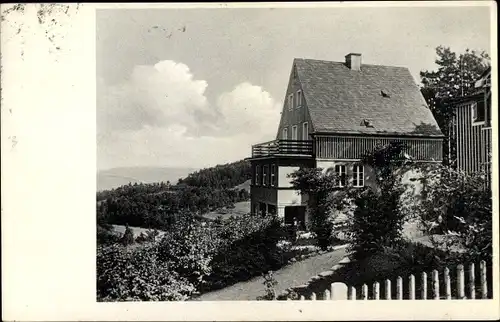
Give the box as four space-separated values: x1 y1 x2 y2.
97 60 281 170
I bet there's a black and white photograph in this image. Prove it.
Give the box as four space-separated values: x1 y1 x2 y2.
1 2 498 321
94 4 495 302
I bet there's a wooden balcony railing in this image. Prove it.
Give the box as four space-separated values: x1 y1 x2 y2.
251 139 314 158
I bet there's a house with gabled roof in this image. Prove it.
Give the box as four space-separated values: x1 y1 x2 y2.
247 53 444 228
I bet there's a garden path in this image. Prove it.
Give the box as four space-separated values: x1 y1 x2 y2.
196 247 347 301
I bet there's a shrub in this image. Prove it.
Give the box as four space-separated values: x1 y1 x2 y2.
289 168 340 250
409 164 492 262
157 214 216 288
96 244 195 301
97 224 120 246
256 271 278 300
348 186 406 259
201 214 288 292
121 224 135 246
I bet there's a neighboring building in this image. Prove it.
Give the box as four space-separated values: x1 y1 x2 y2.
448 67 492 184
247 53 444 228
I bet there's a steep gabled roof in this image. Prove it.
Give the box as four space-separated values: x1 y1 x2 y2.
294 58 444 137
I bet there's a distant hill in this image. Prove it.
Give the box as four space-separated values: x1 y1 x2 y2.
97 167 197 191
178 160 251 189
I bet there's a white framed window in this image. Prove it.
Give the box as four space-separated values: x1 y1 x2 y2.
291 125 298 140
282 127 288 140
302 122 309 140
255 165 260 186
353 164 364 187
263 165 268 186
334 165 347 187
288 93 294 111
472 101 485 125
270 164 276 187
296 90 303 108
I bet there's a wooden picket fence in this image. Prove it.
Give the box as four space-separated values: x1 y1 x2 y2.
295 260 491 300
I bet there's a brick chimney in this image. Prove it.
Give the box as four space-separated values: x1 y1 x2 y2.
345 53 362 71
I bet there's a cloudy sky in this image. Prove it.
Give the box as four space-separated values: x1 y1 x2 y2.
96 5 491 171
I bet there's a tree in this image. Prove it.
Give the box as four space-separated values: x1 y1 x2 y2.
409 164 492 262
289 168 340 250
121 224 135 246
420 46 490 166
342 142 412 259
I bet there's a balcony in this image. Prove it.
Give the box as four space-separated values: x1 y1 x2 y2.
251 139 314 158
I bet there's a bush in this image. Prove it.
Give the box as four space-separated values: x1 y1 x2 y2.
121 225 135 246
410 164 492 262
97 224 120 246
348 186 406 259
96 244 195 301
202 215 287 292
97 212 289 300
289 168 340 250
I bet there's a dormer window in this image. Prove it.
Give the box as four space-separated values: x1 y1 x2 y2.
381 90 390 98
361 119 374 128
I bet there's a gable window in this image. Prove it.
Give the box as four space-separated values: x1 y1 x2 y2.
353 164 364 187
302 122 309 140
296 90 303 108
291 125 298 140
288 93 294 111
334 164 347 187
263 165 268 186
270 164 276 187
472 101 485 124
282 127 288 140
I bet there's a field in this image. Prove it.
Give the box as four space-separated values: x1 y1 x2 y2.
111 224 165 238
202 200 250 220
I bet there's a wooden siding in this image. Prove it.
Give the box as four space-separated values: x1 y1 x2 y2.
453 101 491 174
276 64 313 141
314 135 443 161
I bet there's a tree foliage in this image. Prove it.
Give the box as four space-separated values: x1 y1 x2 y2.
344 142 410 259
96 160 251 231
97 213 288 301
409 164 492 262
178 160 251 189
420 46 490 165
289 168 341 250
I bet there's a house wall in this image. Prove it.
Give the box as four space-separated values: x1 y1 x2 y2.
314 135 443 161
452 100 491 174
250 157 314 218
276 63 313 141
316 160 378 190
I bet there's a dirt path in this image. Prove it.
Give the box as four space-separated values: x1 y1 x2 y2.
197 247 347 301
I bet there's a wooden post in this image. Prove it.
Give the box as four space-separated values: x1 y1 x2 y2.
385 279 391 300
300 295 305 301
421 272 427 300
311 292 317 301
444 267 451 300
373 282 380 300
469 262 475 300
349 286 356 300
480 260 488 299
432 270 440 300
330 282 348 300
457 264 465 299
396 276 403 300
324 289 331 300
362 284 368 300
409 275 415 300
